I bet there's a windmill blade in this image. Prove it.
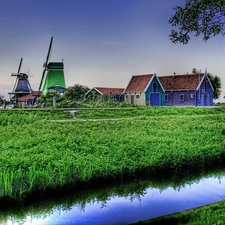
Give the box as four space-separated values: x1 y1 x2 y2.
12 76 19 93
44 37 53 68
11 58 23 93
38 68 47 94
17 58 23 73
11 73 20 76
38 37 53 95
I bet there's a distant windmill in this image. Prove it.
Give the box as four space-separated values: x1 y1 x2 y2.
38 37 66 95
8 58 33 104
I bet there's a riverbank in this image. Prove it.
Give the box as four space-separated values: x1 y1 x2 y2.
0 107 225 202
1 164 225 225
131 199 225 225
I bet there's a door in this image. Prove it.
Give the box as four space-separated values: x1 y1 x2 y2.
200 94 204 106
150 93 160 106
201 93 209 106
205 94 210 106
131 95 134 104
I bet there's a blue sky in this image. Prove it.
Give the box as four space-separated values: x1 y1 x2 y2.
0 0 224 102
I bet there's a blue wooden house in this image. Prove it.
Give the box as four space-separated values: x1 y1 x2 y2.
124 73 165 106
158 73 214 106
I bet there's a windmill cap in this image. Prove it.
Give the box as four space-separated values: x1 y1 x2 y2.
47 62 64 70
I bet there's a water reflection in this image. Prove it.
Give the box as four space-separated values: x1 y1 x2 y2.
2 170 225 225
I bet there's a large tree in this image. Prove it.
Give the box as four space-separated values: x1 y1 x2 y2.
192 68 222 99
169 0 225 44
64 84 90 101
36 90 65 107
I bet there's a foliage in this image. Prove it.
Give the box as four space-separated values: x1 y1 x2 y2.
76 106 224 119
55 99 79 108
0 108 225 201
169 0 225 44
214 102 225 106
55 99 134 108
64 84 90 101
36 90 65 107
207 73 222 99
192 68 222 99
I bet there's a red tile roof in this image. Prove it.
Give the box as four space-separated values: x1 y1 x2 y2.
94 87 124 95
125 74 154 92
18 91 39 102
158 74 204 91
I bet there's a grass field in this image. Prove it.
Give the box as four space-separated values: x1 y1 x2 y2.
0 107 225 201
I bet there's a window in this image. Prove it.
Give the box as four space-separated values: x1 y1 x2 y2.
180 94 184 101
126 95 129 99
153 82 158 92
204 80 207 91
164 94 168 101
136 95 140 99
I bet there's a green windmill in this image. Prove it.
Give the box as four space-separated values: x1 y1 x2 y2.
38 37 66 95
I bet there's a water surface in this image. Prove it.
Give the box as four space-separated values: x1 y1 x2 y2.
4 175 225 225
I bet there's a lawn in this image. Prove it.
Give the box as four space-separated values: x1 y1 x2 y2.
0 107 225 201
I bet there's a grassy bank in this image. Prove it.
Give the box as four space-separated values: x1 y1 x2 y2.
132 200 225 224
0 107 225 201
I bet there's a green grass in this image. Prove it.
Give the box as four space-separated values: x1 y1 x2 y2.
0 109 72 125
132 200 225 225
56 99 134 108
0 107 225 200
76 106 225 119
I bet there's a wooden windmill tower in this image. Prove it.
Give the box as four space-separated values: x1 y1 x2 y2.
38 37 66 95
8 58 33 104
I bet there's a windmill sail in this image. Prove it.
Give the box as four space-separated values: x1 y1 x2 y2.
17 58 23 73
38 37 53 94
12 57 23 93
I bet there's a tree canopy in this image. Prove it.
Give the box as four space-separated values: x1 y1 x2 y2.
36 90 65 107
169 0 225 44
192 68 222 99
64 84 90 101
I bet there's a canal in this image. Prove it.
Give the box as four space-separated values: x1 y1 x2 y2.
2 170 225 225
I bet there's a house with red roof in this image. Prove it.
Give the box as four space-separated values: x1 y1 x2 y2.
124 73 165 106
85 87 124 102
18 91 39 106
158 73 214 106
